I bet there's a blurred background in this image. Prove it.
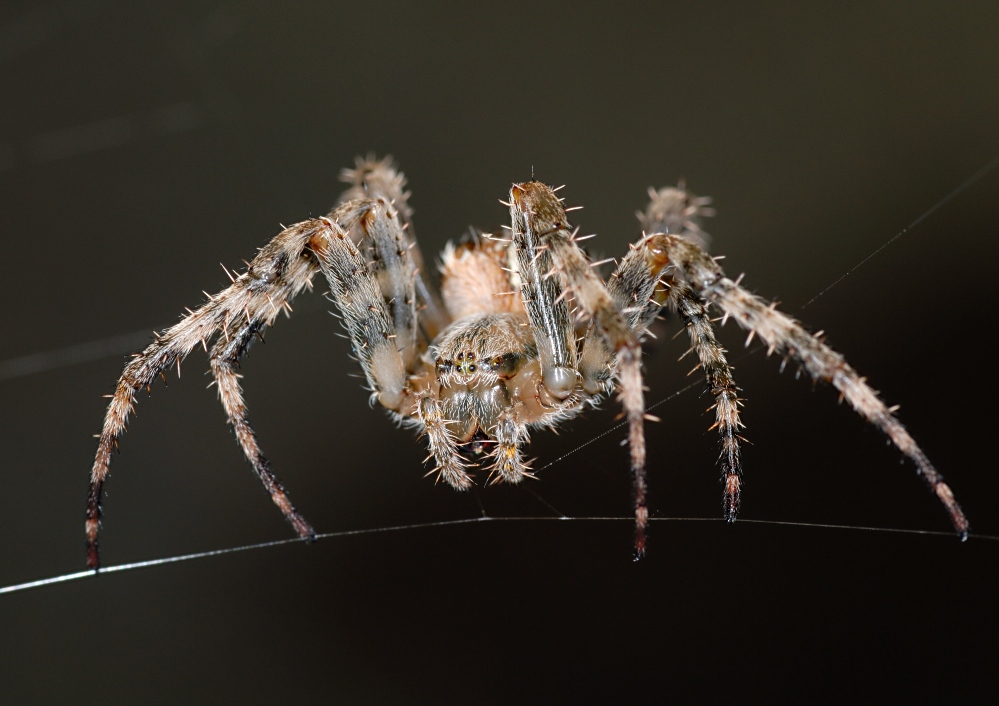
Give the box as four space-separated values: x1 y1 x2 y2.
1 1 997 703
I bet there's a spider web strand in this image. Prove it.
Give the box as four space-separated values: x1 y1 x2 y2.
800 155 998 311
2 516 994 596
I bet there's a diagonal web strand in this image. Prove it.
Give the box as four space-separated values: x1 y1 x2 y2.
800 155 998 311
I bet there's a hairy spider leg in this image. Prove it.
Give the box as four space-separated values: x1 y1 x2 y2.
509 182 650 558
580 224 747 524
488 408 533 484
353 199 419 371
210 319 316 542
314 208 471 490
509 189 579 395
417 395 472 489
660 234 970 539
338 155 450 342
632 186 744 520
87 218 326 569
668 281 744 521
313 209 479 488
314 211 411 411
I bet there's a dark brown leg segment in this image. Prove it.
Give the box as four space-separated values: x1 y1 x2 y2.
87 305 227 569
210 321 316 542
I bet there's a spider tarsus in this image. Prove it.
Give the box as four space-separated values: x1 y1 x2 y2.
723 473 741 522
633 535 647 562
723 501 739 523
85 527 101 570
287 513 317 542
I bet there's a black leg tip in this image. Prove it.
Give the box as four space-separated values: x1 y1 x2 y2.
86 542 101 572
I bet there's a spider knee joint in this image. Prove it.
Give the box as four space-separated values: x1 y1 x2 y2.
543 366 577 399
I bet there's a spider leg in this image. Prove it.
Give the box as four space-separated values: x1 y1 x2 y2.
87 219 324 569
417 395 472 489
668 280 744 521
509 182 649 557
635 184 744 518
315 206 473 488
355 197 419 370
661 234 970 538
338 155 449 342
313 209 410 412
488 408 532 484
578 229 747 522
87 304 226 569
508 188 579 398
210 320 315 541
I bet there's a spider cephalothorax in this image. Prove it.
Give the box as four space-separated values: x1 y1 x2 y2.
84 156 969 569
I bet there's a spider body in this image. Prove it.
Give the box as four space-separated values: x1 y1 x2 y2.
84 156 969 570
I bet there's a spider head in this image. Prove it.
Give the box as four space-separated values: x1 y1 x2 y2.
430 313 552 442
432 315 531 389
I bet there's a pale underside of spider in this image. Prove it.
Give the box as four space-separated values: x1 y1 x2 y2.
85 156 969 569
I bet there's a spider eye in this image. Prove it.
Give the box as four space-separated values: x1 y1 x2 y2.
488 353 520 377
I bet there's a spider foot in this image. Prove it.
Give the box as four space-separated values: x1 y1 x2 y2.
723 473 741 522
289 514 317 543
633 504 648 561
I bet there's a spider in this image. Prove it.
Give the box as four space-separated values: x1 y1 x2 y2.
84 156 969 569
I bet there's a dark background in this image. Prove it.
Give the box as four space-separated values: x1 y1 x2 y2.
1 2 997 703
